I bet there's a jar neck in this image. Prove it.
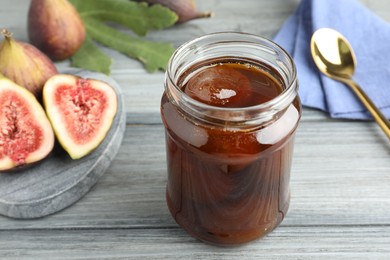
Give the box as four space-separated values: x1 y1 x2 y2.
165 32 298 129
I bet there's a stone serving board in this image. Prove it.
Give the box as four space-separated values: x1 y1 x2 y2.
0 70 126 219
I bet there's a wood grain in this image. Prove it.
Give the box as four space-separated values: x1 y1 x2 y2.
1 226 390 259
0 0 390 258
0 120 388 227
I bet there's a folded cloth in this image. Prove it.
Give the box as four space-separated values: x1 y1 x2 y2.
274 0 390 119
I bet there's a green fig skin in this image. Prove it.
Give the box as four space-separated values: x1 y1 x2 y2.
0 29 58 98
28 0 86 61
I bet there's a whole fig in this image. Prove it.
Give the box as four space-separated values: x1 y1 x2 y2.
143 0 212 23
0 29 58 98
0 74 54 171
28 0 86 61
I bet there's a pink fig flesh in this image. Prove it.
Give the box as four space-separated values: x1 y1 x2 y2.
43 74 118 159
0 75 54 171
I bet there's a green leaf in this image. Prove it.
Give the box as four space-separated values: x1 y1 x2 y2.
84 18 174 72
69 0 178 36
68 0 177 74
71 36 112 75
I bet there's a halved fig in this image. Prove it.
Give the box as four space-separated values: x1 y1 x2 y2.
0 75 54 171
43 74 118 159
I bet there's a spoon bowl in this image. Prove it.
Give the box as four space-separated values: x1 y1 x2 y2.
310 28 390 139
311 28 356 79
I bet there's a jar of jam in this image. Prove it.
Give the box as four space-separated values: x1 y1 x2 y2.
161 32 301 245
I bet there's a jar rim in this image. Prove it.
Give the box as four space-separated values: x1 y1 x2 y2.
165 31 298 127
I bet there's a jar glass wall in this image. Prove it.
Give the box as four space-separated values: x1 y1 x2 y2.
161 32 301 245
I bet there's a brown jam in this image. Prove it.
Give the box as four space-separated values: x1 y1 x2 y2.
161 58 300 245
182 61 283 108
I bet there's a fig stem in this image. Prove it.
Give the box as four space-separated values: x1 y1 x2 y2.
1 28 13 38
196 11 213 19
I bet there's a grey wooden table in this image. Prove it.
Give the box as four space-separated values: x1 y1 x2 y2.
1 0 390 259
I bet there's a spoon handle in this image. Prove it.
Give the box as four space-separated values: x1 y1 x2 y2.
344 79 390 139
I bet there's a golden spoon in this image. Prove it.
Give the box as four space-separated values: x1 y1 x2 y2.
310 28 390 139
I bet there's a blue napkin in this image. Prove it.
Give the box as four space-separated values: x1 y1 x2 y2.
274 0 390 119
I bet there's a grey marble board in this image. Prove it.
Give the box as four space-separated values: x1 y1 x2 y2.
0 70 126 219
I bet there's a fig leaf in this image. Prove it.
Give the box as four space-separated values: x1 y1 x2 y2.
70 0 178 36
68 0 177 74
84 18 174 73
71 36 112 75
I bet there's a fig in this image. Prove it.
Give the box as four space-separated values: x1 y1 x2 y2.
143 0 212 23
43 74 118 159
28 0 86 61
0 29 58 98
0 74 55 171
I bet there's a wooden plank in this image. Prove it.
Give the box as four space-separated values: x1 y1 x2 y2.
1 0 390 258
2 1 390 125
0 120 388 229
0 226 389 259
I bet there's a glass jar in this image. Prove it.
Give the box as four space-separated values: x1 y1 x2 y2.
160 32 301 245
